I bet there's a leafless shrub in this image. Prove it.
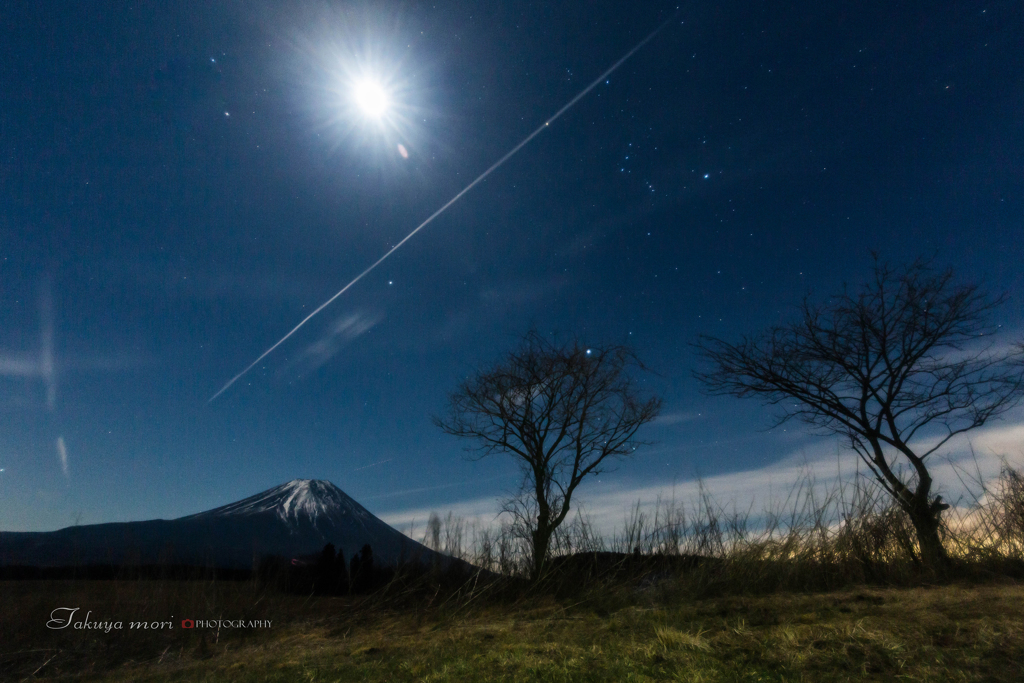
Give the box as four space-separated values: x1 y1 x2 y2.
436 458 1024 596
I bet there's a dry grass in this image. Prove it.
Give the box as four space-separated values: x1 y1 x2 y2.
4 465 1024 680
3 581 1022 681
437 463 1024 594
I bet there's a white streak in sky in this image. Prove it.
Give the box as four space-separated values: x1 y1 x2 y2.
209 13 679 403
0 277 58 409
362 474 511 501
56 436 69 478
353 458 393 471
40 277 56 411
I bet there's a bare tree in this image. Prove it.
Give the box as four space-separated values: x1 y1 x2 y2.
435 331 662 579
694 256 1024 571
425 512 442 553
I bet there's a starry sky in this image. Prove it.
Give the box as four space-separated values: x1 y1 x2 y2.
2 1 1023 532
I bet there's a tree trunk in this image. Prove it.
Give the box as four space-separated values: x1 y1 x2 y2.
906 498 951 576
531 526 551 581
875 441 951 575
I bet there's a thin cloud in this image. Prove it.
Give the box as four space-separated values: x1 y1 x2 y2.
56 436 69 478
1 275 147 412
652 411 704 426
380 415 1024 538
380 495 507 534
0 356 40 376
283 311 382 376
368 475 511 504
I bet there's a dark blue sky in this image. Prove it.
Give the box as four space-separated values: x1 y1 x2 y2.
2 1 1022 531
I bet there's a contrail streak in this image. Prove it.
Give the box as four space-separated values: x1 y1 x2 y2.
210 13 678 403
353 458 393 471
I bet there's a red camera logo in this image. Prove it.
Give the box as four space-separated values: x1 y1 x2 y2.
181 619 194 629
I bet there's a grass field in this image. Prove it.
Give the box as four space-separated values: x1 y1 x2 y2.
6 466 1024 680
3 579 1023 681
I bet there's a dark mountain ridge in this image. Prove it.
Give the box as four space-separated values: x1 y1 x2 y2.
0 479 444 570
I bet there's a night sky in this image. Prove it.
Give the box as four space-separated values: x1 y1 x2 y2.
2 1 1023 533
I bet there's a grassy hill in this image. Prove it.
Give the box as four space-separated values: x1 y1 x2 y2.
6 467 1024 680
3 577 1023 681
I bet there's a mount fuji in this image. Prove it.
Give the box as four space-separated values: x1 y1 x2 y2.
0 480 446 570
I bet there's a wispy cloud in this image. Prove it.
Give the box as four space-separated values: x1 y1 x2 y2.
380 494 508 534
380 416 1024 538
0 356 41 376
40 277 55 410
283 311 381 376
370 475 512 505
1 276 147 412
652 411 705 427
56 436 69 478
376 476 516 533
0 277 57 411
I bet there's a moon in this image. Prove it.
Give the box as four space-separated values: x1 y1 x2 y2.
353 79 390 118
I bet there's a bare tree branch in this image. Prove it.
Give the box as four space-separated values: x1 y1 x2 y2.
693 255 1024 571
434 331 662 579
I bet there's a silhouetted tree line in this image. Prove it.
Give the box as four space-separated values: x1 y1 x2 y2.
0 564 252 581
256 543 405 595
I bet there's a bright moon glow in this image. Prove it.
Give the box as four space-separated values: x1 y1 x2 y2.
210 13 677 402
353 80 390 118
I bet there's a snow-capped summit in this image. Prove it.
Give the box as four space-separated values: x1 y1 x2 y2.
0 479 443 570
188 479 369 528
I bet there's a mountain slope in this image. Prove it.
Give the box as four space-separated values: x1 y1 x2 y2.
0 479 443 570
